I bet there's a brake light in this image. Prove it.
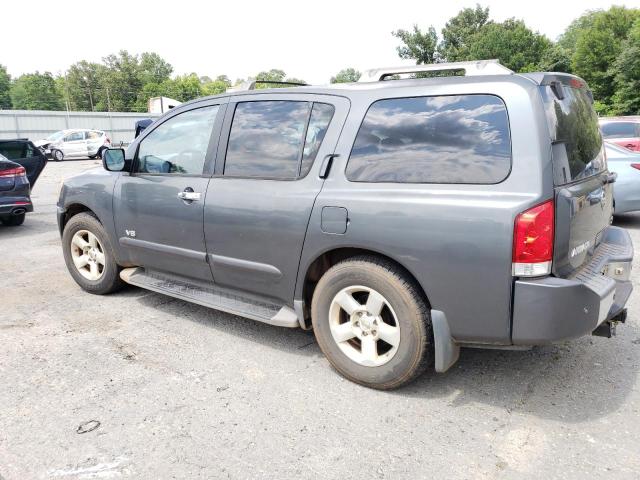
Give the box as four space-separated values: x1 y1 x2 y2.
631 163 640 170
512 200 554 277
0 166 26 178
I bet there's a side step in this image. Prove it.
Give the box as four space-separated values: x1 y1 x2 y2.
120 267 300 328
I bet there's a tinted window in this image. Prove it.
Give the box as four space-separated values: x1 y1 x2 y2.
0 141 26 160
225 101 310 179
540 85 604 183
601 122 638 139
300 103 334 177
346 95 511 183
136 105 218 175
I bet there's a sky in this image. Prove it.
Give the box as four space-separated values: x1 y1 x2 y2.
2 0 640 84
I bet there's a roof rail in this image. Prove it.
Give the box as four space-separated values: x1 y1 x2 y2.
358 59 513 82
227 80 308 92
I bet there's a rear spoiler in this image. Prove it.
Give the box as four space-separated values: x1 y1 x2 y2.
521 72 594 103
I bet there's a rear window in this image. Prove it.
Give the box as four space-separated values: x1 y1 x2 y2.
540 84 604 184
345 94 512 184
600 122 638 139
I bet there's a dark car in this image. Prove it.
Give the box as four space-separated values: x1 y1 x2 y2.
57 61 633 389
0 139 47 226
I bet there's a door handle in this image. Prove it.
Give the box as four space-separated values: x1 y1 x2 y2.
177 191 201 201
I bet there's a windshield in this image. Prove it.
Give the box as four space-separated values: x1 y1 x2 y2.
541 83 605 184
46 131 65 141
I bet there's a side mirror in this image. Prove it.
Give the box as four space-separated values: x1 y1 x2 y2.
102 148 126 172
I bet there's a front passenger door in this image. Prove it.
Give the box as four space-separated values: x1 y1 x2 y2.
113 102 225 282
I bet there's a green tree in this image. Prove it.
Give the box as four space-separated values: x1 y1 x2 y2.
164 73 203 101
99 50 143 111
392 25 439 64
202 76 231 96
464 19 551 72
10 72 64 110
330 68 361 83
0 65 11 109
612 19 640 114
570 6 640 111
439 4 490 61
537 44 572 73
139 52 173 85
64 61 103 111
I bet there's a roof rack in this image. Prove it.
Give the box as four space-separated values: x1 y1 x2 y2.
227 80 308 92
358 59 513 82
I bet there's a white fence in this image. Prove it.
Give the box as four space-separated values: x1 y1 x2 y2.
0 110 161 145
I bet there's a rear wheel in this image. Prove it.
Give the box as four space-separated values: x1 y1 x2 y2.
1 213 25 226
62 212 124 294
311 256 433 390
52 149 64 162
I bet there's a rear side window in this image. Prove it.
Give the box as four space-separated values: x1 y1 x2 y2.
224 100 334 179
346 95 512 183
65 132 85 142
600 122 638 139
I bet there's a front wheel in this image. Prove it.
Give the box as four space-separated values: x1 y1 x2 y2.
311 256 433 390
62 212 124 294
52 149 64 162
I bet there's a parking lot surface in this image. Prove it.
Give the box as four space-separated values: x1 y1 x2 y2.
1 160 640 479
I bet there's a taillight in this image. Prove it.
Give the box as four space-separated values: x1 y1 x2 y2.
631 163 640 170
0 166 26 178
512 200 554 277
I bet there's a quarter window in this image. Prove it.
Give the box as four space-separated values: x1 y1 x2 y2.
224 100 334 179
136 105 219 175
346 95 512 184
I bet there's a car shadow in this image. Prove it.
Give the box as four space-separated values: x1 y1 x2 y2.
133 286 639 424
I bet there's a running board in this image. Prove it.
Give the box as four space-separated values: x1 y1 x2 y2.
120 267 300 328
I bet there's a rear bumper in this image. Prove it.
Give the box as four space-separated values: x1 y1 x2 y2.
512 226 633 345
0 200 33 216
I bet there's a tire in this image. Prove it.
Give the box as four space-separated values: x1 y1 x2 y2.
311 256 433 390
1 213 25 226
62 212 124 295
52 149 64 162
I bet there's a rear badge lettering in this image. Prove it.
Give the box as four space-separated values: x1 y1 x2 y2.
570 240 590 258
125 229 136 238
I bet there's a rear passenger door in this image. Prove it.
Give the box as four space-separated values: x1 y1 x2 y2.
62 131 87 157
204 94 349 304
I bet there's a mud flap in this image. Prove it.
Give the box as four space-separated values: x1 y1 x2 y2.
431 309 460 373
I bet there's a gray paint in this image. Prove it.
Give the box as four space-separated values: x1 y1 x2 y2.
56 71 633 349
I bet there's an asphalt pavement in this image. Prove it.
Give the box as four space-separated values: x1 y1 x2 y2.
1 160 639 479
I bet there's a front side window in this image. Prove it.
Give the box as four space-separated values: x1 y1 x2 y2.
136 105 219 175
224 100 334 179
601 122 638 139
346 95 512 184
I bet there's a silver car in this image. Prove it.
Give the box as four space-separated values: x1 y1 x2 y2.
35 129 111 162
606 141 640 214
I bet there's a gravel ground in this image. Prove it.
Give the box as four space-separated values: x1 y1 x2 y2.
1 160 639 480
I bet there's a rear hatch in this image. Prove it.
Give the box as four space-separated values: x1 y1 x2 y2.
537 75 612 278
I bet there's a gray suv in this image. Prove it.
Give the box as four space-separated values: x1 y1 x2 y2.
57 60 633 389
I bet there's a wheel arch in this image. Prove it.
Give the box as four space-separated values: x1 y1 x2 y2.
60 203 101 235
297 246 431 328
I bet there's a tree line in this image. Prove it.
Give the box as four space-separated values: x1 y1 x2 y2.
0 4 638 115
